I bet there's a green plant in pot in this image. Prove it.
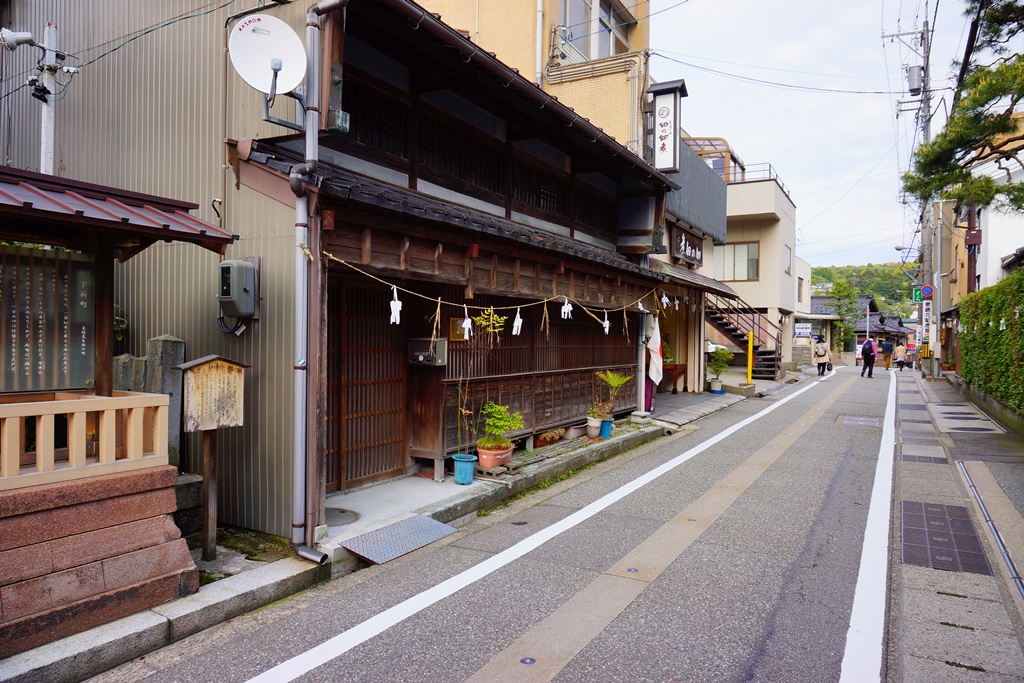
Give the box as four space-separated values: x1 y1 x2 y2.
592 369 634 439
475 401 524 468
707 346 734 394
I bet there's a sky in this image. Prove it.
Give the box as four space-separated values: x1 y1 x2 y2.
649 0 972 268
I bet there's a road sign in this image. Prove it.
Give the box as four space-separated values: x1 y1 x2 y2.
913 287 923 302
921 284 934 297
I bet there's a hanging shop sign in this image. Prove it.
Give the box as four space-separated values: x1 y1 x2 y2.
671 226 704 267
648 79 687 174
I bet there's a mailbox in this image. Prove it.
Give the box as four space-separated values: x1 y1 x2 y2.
409 338 447 366
176 355 251 432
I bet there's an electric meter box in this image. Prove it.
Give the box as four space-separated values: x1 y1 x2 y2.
409 338 447 366
218 260 256 319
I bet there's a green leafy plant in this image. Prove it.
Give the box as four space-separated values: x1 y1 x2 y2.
591 369 634 420
113 304 128 342
959 268 1024 411
475 401 524 451
707 347 734 380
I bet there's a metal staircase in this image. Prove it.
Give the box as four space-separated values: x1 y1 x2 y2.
705 292 783 380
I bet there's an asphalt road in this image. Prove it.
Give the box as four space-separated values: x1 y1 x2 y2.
91 370 900 683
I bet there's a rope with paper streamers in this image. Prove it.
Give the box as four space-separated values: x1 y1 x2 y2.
323 252 663 338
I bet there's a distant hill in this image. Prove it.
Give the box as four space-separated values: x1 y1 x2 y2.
811 262 916 316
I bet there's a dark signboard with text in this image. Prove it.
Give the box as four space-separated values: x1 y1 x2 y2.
1 246 95 392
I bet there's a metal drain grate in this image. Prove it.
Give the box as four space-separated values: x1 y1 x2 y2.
839 416 881 426
900 404 928 410
901 501 991 575
900 419 932 424
341 515 457 564
901 454 947 464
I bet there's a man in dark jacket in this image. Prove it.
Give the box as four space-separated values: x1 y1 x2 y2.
881 338 893 370
861 337 876 378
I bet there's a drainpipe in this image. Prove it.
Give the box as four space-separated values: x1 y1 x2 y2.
290 0 346 562
535 0 543 86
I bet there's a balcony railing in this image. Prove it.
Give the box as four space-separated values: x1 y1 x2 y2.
0 391 169 491
720 162 791 200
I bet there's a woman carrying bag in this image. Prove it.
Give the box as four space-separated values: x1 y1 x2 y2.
813 336 832 376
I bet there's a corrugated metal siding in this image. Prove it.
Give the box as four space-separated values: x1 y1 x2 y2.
666 147 728 244
0 1 309 537
115 191 296 537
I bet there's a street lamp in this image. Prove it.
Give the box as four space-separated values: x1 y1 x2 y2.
0 28 37 51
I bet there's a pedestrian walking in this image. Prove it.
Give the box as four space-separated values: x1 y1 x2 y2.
861 337 876 378
881 338 893 370
894 342 907 371
813 336 832 376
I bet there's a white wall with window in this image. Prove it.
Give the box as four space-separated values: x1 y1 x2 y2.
562 0 633 60
713 242 759 281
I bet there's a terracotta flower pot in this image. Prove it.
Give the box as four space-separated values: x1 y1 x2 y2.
477 446 513 468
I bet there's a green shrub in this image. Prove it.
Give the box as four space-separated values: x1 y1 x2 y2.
959 268 1024 411
476 401 524 450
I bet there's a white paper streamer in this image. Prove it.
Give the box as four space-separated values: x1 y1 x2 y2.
560 296 573 319
462 305 473 339
389 287 402 325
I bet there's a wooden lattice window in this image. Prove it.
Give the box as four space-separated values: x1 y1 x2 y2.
511 157 571 221
418 110 506 197
342 77 409 162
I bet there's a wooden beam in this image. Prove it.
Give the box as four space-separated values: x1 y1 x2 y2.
514 259 521 291
491 254 498 288
433 243 443 275
466 243 479 258
361 228 372 264
400 236 410 270
93 239 114 397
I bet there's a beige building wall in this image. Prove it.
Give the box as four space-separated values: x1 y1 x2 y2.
419 0 650 153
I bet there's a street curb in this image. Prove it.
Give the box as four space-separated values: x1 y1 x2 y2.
0 558 328 683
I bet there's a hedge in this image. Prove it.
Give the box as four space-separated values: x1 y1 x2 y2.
959 267 1024 412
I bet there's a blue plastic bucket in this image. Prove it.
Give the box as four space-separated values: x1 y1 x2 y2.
453 453 477 485
600 418 614 440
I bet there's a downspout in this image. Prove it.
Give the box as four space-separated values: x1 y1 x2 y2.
535 0 544 86
291 0 346 564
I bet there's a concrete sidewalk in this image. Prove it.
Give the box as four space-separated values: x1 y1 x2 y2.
0 376 785 683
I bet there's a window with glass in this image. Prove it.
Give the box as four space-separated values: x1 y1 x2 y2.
564 0 631 59
713 242 759 281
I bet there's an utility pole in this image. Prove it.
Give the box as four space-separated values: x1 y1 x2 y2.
38 23 57 175
885 6 933 376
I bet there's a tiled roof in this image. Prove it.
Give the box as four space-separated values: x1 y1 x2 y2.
0 167 235 256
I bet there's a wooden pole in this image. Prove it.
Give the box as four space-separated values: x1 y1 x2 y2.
202 429 218 561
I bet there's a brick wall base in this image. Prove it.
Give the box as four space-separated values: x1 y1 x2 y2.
0 466 198 659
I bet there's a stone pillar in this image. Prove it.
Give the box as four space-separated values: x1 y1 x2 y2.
146 335 185 468
113 353 147 392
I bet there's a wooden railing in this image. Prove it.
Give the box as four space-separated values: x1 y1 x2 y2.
0 391 169 491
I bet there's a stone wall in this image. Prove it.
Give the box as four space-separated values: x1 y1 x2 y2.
0 467 198 658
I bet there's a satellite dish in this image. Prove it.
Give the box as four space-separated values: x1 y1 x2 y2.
229 14 306 95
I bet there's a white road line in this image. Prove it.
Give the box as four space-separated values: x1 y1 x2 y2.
839 368 897 682
247 378 829 683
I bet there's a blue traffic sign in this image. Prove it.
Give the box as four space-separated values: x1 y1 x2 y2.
921 285 934 297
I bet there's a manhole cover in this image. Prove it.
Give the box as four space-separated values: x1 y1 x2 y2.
325 508 359 526
901 501 991 575
902 454 947 464
839 416 881 426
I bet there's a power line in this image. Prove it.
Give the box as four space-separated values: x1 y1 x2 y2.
650 52 947 95
654 49 892 81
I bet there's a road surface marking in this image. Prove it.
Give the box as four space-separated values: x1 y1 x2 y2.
839 368 897 682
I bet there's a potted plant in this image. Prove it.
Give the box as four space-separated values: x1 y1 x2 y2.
707 346 734 394
594 369 633 439
586 402 607 438
475 401 524 468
